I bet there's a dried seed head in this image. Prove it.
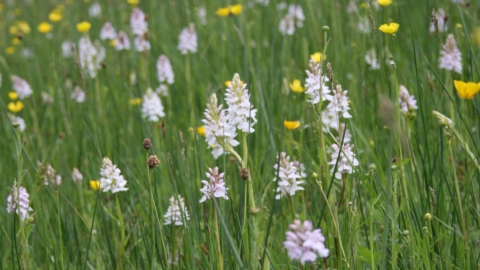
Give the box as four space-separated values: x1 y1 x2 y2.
143 138 152 150
200 244 209 255
240 168 249 180
147 155 160 169
392 157 398 163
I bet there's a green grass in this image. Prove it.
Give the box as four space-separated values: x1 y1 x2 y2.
1 0 480 269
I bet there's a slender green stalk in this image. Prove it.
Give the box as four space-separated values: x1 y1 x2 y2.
115 194 126 265
146 152 156 268
213 207 224 270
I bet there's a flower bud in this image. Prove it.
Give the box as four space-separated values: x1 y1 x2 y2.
424 213 432 221
143 138 152 150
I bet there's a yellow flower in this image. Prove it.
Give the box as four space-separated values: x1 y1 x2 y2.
216 4 242 17
310 52 326 63
9 26 18 35
289 79 305 93
109 39 117 47
16 21 31 34
49 12 63 23
224 80 244 87
130 98 142 106
377 0 392 6
38 22 53 33
6 47 15 55
0 3 4 12
196 126 206 136
127 0 140 5
12 37 20 46
456 23 462 29
7 101 24 113
230 4 242 15
76 21 91 33
284 120 301 130
453 80 480 100
379 23 399 34
8 92 19 100
89 180 101 191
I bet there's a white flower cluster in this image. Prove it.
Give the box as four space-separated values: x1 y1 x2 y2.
347 0 358 13
225 74 258 133
202 93 239 159
398 85 418 114
156 55 174 95
283 220 329 265
100 22 117 41
61 40 76 58
328 143 359 180
365 48 380 70
78 36 105 79
8 113 26 132
439 34 462 74
199 167 229 203
43 163 62 186
273 152 305 199
429 9 448 33
115 31 131 51
197 7 207 25
6 186 32 221
304 59 331 105
279 4 304 35
130 7 148 36
304 61 358 179
11 75 33 99
357 17 371 34
164 195 190 226
88 2 101 18
177 23 197 54
130 8 150 52
322 84 352 131
99 157 128 193
141 88 165 122
72 167 83 183
202 73 256 159
70 86 86 103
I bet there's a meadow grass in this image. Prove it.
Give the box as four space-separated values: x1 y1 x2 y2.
1 0 480 269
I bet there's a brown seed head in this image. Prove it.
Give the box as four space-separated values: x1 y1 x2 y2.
200 244 209 255
240 168 249 180
147 155 160 169
143 138 152 150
